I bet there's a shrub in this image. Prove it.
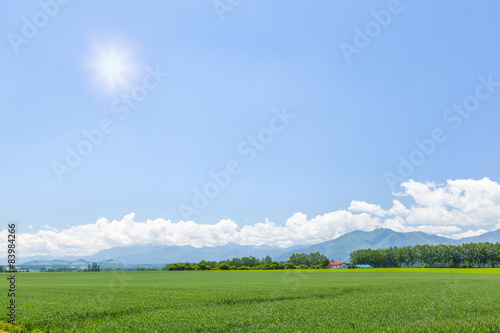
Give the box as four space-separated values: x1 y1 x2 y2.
168 263 186 271
218 263 230 270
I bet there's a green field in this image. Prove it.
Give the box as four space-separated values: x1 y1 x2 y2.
2 269 500 332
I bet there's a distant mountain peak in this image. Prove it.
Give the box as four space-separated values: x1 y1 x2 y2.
276 228 500 262
16 228 499 266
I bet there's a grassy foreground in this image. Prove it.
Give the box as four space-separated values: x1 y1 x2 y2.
2 269 500 332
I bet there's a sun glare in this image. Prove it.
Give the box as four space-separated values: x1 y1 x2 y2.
89 45 134 91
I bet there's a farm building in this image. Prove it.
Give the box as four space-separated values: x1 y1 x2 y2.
328 262 348 269
355 264 372 269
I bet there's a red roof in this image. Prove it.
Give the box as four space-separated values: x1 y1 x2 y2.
328 262 345 267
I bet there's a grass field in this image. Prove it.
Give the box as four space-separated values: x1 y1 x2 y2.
1 269 500 332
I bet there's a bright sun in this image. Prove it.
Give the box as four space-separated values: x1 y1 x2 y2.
90 45 133 91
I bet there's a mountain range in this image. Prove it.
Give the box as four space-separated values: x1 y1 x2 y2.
276 228 500 262
19 228 500 268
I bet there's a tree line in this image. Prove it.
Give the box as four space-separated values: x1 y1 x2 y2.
350 242 500 268
163 252 330 271
84 262 101 272
41 262 102 272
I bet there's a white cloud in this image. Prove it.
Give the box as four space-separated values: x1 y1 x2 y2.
4 178 500 257
388 200 410 216
44 225 58 232
415 225 462 235
381 217 461 235
401 178 500 226
381 216 407 233
349 200 386 216
8 211 382 257
448 229 489 240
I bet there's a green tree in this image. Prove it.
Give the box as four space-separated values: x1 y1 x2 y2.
289 252 329 267
350 242 500 268
196 264 207 270
218 263 230 270
320 258 330 268
262 255 273 264
167 263 186 271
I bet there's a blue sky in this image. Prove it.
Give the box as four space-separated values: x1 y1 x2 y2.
1 1 500 254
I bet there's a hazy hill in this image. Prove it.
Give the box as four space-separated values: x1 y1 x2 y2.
84 243 305 264
460 229 500 243
17 228 500 266
18 243 304 266
20 259 124 270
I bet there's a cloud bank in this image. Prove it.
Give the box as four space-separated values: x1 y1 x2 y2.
4 178 500 257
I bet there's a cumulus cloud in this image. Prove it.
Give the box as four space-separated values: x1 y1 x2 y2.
349 200 386 216
400 178 500 226
448 229 489 240
388 200 410 216
4 178 500 257
11 211 382 257
381 217 462 235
